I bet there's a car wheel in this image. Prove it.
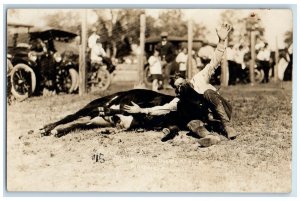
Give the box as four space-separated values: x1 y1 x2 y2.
254 69 264 83
143 65 152 87
73 69 79 91
56 68 78 93
89 68 111 92
68 68 78 93
10 63 36 101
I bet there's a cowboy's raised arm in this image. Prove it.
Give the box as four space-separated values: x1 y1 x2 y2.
191 24 232 84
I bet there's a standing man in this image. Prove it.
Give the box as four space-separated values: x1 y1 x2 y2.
124 24 237 145
256 42 271 83
88 27 100 50
284 43 293 81
156 32 176 89
91 38 115 73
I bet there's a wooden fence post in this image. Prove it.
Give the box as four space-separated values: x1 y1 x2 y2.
137 13 146 86
274 35 279 82
250 31 256 84
79 9 87 95
187 20 193 80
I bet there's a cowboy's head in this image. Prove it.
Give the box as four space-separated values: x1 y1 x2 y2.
170 73 189 96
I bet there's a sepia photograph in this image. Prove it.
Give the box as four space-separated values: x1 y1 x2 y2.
6 6 294 193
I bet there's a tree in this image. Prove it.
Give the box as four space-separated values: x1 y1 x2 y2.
45 11 81 33
192 21 209 39
219 10 265 46
145 15 161 38
92 9 146 57
157 9 188 37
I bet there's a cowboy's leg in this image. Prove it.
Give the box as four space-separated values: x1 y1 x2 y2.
203 89 237 139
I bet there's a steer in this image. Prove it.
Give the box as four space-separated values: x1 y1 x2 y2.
41 89 180 137
41 89 220 139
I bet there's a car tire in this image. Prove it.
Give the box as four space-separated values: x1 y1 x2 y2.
10 63 36 101
254 69 265 83
56 68 78 94
143 65 152 88
72 69 79 92
89 68 111 92
68 68 78 93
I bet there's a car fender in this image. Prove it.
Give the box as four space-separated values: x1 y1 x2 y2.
11 57 37 69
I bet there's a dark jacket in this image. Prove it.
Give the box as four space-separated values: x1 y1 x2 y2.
156 41 175 63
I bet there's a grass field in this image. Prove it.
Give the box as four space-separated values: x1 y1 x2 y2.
6 81 293 192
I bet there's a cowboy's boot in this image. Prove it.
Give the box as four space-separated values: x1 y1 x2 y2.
187 120 210 138
198 135 221 147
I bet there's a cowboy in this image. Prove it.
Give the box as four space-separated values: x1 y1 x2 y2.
124 24 238 145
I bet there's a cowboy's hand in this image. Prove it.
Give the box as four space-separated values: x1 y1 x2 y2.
216 23 232 41
123 101 142 113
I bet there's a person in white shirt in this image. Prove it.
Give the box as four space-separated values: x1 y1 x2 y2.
88 27 100 50
176 47 188 78
148 49 163 91
234 45 249 83
90 39 115 73
124 24 237 144
256 42 271 83
235 45 249 69
197 43 215 70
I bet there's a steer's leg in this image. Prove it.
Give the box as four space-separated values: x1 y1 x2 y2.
51 116 114 137
50 116 92 137
41 109 90 136
42 104 109 136
161 125 180 142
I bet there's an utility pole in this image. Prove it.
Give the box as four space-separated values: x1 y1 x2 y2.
79 9 87 95
250 31 256 84
137 13 146 86
274 35 279 82
187 20 193 80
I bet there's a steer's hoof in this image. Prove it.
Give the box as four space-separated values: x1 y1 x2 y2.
198 135 220 147
40 129 51 137
50 129 58 136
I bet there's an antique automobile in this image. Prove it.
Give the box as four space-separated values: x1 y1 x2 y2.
8 26 79 100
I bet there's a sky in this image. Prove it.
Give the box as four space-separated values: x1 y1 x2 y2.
7 8 293 50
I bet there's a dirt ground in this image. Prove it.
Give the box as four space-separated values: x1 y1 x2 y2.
6 81 293 192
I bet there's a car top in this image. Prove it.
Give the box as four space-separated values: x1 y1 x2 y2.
29 26 77 41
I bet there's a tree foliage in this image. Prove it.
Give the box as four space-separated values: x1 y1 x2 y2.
219 10 265 46
44 9 209 57
45 11 80 33
284 30 293 46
